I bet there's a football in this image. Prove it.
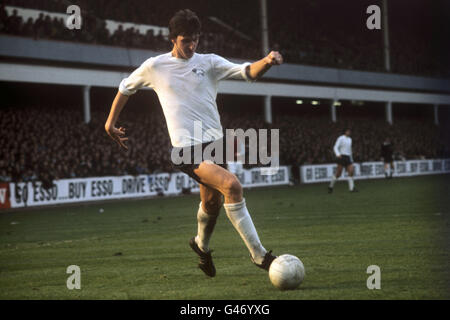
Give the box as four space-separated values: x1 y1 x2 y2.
269 254 305 290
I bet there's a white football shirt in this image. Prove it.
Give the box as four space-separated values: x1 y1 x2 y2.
333 135 353 159
119 52 251 147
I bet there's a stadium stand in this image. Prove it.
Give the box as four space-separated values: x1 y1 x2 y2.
0 1 260 59
1 0 449 76
1 101 448 183
1 1 449 184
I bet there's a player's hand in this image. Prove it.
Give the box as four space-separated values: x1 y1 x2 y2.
337 155 342 159
265 51 283 65
105 125 129 150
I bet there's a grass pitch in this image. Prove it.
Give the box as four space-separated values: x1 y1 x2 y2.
1 175 449 300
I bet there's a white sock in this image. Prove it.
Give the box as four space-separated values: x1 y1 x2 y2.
329 175 337 188
195 202 218 253
223 199 267 264
348 177 354 191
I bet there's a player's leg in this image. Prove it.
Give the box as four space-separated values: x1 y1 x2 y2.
389 161 394 178
329 164 343 193
194 184 223 253
189 184 222 277
193 161 275 269
193 161 243 203
384 162 389 178
347 164 357 192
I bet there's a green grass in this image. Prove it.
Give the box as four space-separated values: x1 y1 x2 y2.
1 175 449 300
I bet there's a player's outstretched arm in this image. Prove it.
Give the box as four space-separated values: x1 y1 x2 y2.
105 90 130 149
246 51 283 81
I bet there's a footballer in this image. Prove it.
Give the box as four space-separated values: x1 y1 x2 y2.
381 137 394 179
105 9 283 277
328 128 358 193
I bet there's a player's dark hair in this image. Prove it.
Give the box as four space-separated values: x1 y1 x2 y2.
169 9 201 40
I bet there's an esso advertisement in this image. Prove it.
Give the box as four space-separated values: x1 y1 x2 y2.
3 166 291 209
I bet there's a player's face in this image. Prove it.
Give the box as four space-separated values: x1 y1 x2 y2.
345 129 351 136
171 34 199 59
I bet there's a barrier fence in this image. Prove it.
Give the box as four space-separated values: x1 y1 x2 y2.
1 160 448 209
0 166 290 209
300 159 450 184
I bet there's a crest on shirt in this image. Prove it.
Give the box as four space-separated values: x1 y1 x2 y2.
192 68 205 77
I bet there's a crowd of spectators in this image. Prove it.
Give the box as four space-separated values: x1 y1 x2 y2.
0 1 260 59
222 111 450 167
1 104 449 184
0 105 173 185
1 0 448 77
1 2 449 183
272 114 449 166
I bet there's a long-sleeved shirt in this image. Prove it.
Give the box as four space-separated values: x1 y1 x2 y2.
333 135 353 160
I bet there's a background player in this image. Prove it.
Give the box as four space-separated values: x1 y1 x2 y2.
226 134 245 177
381 137 394 179
105 9 283 278
328 128 357 193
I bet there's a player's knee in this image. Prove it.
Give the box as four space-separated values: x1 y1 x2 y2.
223 176 243 199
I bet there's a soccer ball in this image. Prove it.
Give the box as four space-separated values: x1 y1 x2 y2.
269 254 305 290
